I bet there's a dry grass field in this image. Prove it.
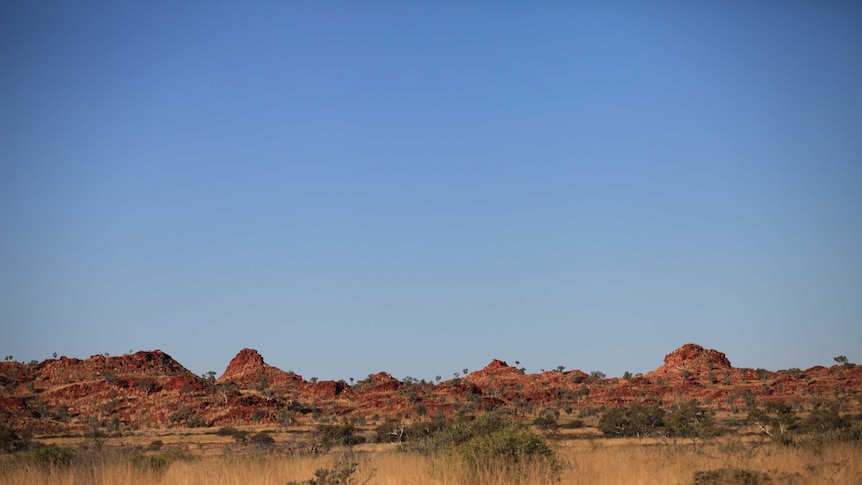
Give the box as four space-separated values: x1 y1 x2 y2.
2 431 860 485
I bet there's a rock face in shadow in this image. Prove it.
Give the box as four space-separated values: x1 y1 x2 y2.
1 344 859 433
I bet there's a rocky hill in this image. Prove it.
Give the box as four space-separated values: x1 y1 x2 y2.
1 344 859 435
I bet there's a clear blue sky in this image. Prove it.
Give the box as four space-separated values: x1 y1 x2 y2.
2 2 860 382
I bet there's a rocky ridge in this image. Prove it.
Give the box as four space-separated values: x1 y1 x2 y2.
0 344 858 434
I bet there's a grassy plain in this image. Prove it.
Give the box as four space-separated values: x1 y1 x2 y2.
2 427 861 485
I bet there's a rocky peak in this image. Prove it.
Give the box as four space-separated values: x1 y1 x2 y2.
666 344 731 368
220 348 266 380
484 359 510 370
658 343 732 373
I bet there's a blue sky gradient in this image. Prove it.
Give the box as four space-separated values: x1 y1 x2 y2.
2 2 861 381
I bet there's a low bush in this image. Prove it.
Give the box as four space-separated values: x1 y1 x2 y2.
599 404 665 438
217 426 250 442
250 431 276 448
690 467 772 484
399 414 557 482
15 444 75 468
0 426 27 453
286 455 373 485
315 421 366 447
128 452 171 473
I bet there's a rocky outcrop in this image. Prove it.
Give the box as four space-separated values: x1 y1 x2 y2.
0 344 859 434
656 343 732 372
219 348 304 391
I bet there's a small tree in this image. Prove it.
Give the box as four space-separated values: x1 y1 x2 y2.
249 431 275 449
202 371 217 384
599 404 665 439
316 420 365 446
667 401 715 450
533 408 560 434
748 401 798 445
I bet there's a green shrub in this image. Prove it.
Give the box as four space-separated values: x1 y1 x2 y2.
560 419 585 429
374 419 407 443
577 408 600 418
286 456 370 485
129 452 171 473
20 444 75 468
216 426 238 436
250 431 276 448
532 408 560 433
690 467 772 484
316 420 366 446
216 426 251 442
456 422 554 465
668 401 716 449
599 404 665 438
399 413 557 482
0 426 27 453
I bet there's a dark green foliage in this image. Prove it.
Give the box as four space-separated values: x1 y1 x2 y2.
286 457 371 485
216 426 238 436
316 420 366 446
559 419 585 429
129 452 171 473
690 467 772 484
801 405 847 433
794 405 862 447
667 401 715 449
747 402 799 445
374 419 411 443
19 444 75 468
125 446 194 475
0 426 27 453
250 431 276 448
83 425 112 447
599 404 665 438
399 414 556 472
217 426 250 442
458 421 553 465
532 408 560 433
577 408 600 418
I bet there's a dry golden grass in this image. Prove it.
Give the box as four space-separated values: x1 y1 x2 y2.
2 438 861 485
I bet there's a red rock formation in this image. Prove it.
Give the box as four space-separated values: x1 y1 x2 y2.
656 343 731 371
219 348 305 391
0 344 858 434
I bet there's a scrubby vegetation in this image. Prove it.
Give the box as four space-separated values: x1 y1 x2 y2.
1 406 861 484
